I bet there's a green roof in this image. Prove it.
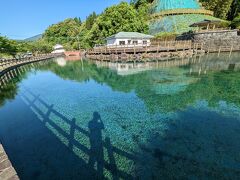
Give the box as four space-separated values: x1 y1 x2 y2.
106 32 154 40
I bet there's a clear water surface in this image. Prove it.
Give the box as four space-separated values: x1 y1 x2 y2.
0 53 240 179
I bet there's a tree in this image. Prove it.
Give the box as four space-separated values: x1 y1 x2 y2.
131 0 154 9
89 2 149 45
216 0 235 19
0 36 18 57
231 13 240 28
74 17 82 25
228 0 240 20
200 0 238 20
43 18 81 49
85 12 97 30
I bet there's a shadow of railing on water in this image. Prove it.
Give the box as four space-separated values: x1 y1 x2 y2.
20 87 137 179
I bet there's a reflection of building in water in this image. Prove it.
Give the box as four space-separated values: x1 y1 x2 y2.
94 58 192 76
108 63 153 76
55 57 66 67
93 59 198 95
93 53 240 76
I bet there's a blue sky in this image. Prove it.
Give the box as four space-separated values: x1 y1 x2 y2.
0 0 129 39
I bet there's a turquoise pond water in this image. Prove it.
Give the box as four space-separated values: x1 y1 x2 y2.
0 53 240 179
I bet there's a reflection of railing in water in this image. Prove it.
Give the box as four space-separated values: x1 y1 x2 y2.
189 53 240 75
0 60 52 89
20 87 137 179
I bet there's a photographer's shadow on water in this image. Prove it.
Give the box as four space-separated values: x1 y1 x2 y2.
0 88 135 179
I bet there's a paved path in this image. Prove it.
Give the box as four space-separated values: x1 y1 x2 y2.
0 144 19 180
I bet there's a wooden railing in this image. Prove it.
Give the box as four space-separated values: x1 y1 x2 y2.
0 53 63 76
194 28 232 33
88 40 194 55
206 45 240 54
151 9 214 20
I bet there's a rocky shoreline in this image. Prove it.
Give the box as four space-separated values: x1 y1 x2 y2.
86 49 202 62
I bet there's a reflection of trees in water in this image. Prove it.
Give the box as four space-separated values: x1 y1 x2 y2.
136 70 240 112
45 59 240 113
0 68 28 106
0 60 53 107
0 82 18 107
2 55 240 112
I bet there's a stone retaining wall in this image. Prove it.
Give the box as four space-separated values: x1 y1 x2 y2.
177 29 240 52
87 50 195 62
0 144 19 180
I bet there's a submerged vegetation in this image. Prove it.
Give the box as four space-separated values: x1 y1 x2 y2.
28 56 240 114
1 54 240 179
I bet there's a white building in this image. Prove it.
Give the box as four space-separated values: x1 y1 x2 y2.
106 32 154 47
51 44 65 54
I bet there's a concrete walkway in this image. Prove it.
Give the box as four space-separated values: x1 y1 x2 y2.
0 144 19 180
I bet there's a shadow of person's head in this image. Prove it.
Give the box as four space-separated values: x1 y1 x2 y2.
89 112 104 130
93 111 101 121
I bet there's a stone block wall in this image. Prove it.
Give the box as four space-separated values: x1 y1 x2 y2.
0 144 19 179
177 29 240 52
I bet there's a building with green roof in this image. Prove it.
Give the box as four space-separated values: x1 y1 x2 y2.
149 0 222 35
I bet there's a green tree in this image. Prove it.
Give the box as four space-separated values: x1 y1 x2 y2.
0 36 18 57
228 0 240 20
231 13 240 28
74 17 82 25
200 0 237 20
131 0 154 9
43 18 81 49
89 2 149 45
85 12 97 30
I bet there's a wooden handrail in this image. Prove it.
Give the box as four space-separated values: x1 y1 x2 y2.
0 53 63 76
150 9 214 21
92 40 192 50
